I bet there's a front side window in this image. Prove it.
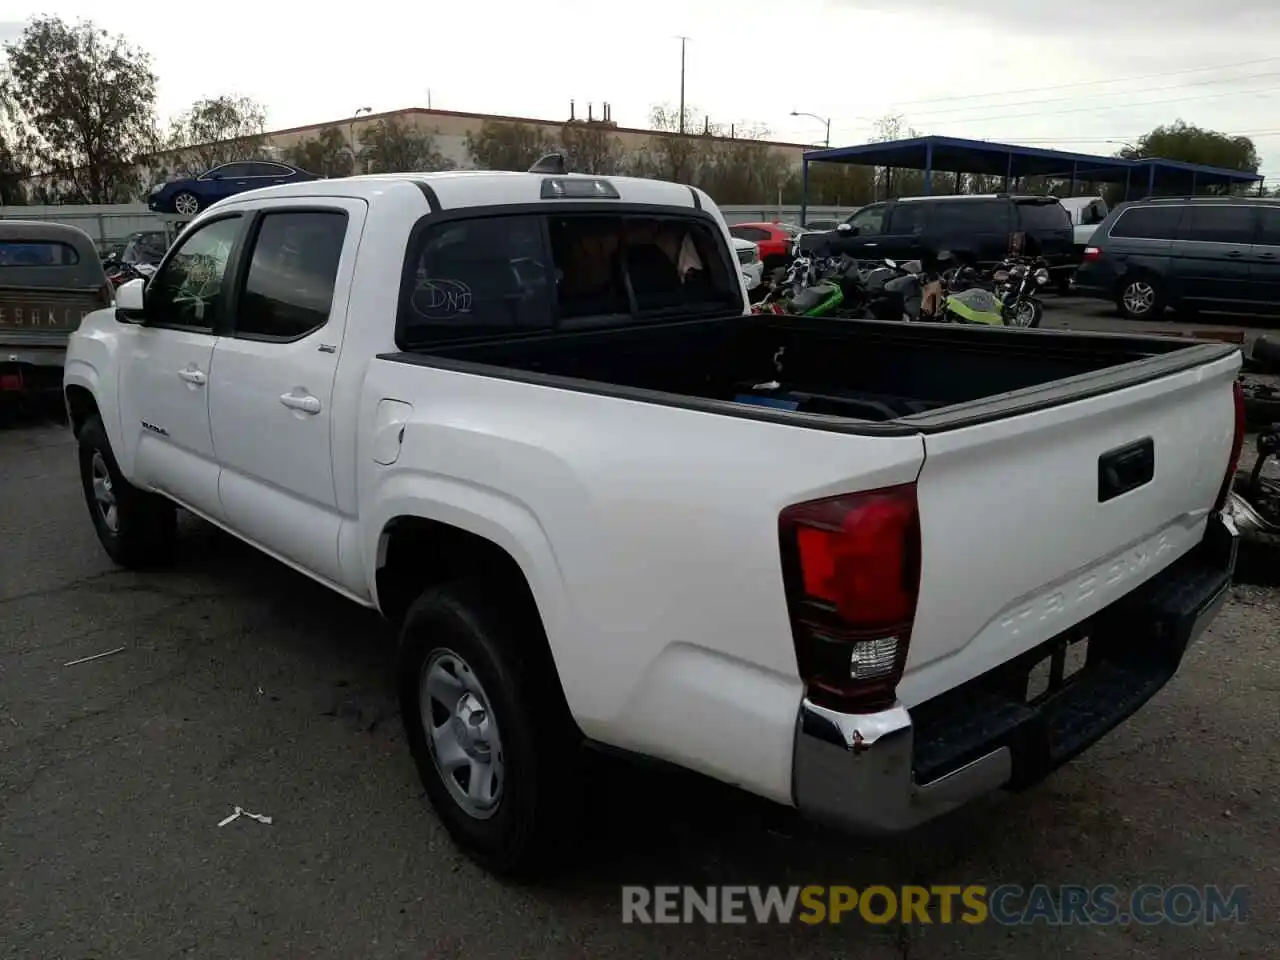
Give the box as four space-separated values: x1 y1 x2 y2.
1257 207 1280 247
847 204 886 235
146 217 242 331
1178 205 1255 245
235 211 348 340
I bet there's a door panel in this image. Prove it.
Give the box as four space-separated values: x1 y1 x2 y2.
1168 204 1256 305
119 328 222 518
209 200 366 582
117 214 244 518
1248 206 1280 306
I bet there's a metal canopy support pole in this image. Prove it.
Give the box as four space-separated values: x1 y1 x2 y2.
800 159 809 227
1147 163 1156 198
1124 167 1132 201
1191 171 1197 196
924 141 934 196
1070 161 1078 196
1004 152 1013 191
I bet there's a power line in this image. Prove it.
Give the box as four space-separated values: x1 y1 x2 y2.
903 70 1280 122
883 55 1280 109
916 83 1280 128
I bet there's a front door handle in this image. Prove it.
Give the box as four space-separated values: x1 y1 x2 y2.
279 392 321 415
1260 252 1277 260
177 367 207 385
1226 250 1244 258
864 242 878 247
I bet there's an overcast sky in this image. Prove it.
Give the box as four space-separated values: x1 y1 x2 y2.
4 0 1279 176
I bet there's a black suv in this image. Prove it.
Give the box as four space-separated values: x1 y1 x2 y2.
1074 196 1280 320
796 194 1076 285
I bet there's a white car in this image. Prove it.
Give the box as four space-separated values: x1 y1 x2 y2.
733 235 764 291
64 169 1242 878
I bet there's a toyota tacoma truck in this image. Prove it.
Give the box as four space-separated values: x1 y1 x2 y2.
62 169 1244 877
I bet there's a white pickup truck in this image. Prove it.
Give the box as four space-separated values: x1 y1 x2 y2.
63 169 1244 877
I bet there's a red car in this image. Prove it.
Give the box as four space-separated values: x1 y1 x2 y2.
728 221 805 272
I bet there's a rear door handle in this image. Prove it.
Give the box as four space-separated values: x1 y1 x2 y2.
279 392 321 415
177 368 206 385
1260 252 1277 260
1226 250 1244 258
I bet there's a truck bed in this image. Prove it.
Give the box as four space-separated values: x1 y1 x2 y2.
386 314 1237 432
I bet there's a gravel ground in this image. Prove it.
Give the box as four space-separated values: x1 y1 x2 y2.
2 303 1278 959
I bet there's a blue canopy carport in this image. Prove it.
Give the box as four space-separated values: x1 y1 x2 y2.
799 134 1264 225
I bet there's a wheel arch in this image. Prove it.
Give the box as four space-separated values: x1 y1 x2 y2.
368 493 575 711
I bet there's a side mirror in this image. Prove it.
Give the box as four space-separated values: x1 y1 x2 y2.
209 172 223 181
884 258 898 269
115 277 146 317
837 223 857 236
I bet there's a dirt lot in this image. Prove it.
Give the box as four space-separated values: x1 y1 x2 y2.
2 299 1278 959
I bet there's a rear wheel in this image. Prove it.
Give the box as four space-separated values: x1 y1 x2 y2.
1008 298 1043 328
398 579 585 878
1116 276 1163 320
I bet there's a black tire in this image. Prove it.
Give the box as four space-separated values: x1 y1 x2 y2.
78 415 176 567
172 191 202 217
1253 335 1280 369
1116 275 1164 320
398 578 584 879
1055 274 1073 295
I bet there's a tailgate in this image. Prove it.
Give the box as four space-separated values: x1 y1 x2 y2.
0 286 103 345
899 348 1240 706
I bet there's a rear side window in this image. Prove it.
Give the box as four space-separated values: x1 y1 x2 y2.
929 200 1011 233
1017 201 1071 232
730 225 769 243
1177 205 1255 244
235 210 348 340
1109 206 1183 240
0 241 80 266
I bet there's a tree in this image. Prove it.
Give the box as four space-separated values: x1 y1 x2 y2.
2 16 158 203
282 126 352 178
1119 119 1260 198
163 95 268 176
465 120 554 171
869 112 924 199
358 116 453 173
558 121 623 175
629 103 713 184
697 128 794 205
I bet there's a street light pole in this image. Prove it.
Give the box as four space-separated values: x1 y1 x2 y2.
791 110 831 148
349 106 372 172
676 36 690 135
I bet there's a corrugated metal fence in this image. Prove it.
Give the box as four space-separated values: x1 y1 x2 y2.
0 204 176 249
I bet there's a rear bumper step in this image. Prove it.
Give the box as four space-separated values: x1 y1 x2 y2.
792 514 1236 833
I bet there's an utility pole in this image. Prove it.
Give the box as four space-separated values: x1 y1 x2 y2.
677 36 689 135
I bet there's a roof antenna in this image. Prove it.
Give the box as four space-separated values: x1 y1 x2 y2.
529 153 568 174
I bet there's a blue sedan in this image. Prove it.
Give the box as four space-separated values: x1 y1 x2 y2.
147 160 320 217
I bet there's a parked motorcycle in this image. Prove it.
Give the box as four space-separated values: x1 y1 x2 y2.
1227 422 1280 585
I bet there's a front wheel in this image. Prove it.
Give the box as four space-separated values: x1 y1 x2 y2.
1007 298 1044 328
1117 277 1163 320
172 191 201 217
78 415 176 567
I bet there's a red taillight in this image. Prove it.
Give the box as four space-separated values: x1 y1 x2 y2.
1082 246 1101 261
779 484 921 712
1213 380 1247 512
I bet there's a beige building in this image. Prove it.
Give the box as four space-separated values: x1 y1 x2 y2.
256 105 814 172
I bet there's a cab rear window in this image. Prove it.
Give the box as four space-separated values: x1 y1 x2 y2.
397 212 741 349
0 241 81 267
